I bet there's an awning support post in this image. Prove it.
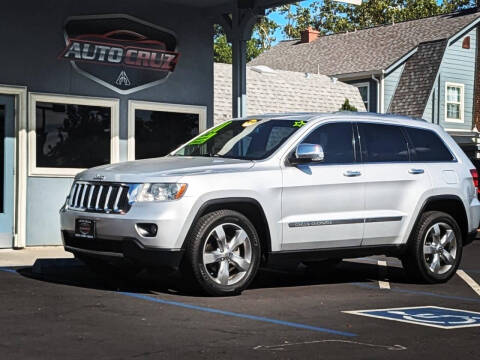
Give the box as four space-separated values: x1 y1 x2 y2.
221 1 264 118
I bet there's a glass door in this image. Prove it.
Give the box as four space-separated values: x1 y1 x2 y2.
0 95 15 248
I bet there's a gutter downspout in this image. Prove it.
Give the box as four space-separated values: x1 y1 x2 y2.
371 74 383 113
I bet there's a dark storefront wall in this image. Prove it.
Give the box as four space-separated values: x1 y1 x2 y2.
0 0 214 245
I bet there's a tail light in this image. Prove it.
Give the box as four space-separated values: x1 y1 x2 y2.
470 169 479 198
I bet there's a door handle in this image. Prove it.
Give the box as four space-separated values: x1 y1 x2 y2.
343 170 362 177
409 168 424 175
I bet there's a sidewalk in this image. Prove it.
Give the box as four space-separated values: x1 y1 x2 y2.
0 246 73 267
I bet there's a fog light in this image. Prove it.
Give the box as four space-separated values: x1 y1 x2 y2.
136 223 158 237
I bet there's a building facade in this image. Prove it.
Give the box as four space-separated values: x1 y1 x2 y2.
249 9 480 159
1 0 305 249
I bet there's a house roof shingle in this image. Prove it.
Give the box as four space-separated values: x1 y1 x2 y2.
214 63 366 123
388 39 447 117
248 10 480 76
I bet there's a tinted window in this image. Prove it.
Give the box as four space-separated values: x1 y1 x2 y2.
405 127 454 162
358 123 409 162
36 102 111 168
135 110 199 159
302 122 355 163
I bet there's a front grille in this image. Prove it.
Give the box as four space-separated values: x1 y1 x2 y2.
67 181 139 214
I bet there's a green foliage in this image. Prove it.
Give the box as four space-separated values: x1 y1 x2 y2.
277 0 475 37
340 98 358 112
213 14 279 64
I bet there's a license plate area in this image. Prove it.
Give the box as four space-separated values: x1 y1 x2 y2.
75 218 95 239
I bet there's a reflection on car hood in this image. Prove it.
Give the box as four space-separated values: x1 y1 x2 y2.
76 156 255 183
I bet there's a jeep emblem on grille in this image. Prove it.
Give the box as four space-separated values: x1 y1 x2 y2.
93 174 105 181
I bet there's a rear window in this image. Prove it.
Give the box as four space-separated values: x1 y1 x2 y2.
358 123 409 163
404 127 454 162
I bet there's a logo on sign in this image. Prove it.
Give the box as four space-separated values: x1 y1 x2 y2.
59 14 180 94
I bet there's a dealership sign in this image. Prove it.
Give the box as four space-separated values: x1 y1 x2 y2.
60 14 180 94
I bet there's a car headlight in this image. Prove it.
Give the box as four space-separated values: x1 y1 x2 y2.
136 183 188 202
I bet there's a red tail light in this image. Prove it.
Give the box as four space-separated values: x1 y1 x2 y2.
470 169 479 198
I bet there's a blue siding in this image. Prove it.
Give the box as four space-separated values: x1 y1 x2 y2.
437 29 476 130
384 64 405 111
26 177 73 246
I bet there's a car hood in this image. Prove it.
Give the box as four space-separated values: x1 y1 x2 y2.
76 156 255 183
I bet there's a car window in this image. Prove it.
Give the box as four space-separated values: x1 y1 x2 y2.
358 123 409 163
404 127 454 162
302 122 355 163
173 119 301 160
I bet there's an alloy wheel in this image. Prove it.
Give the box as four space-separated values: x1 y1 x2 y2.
202 223 252 286
423 222 457 275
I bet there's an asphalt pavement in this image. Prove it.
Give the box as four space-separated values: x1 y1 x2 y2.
1 241 480 359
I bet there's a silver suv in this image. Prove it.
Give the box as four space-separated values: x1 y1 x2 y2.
60 113 480 296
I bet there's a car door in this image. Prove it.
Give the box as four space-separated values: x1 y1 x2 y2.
358 122 432 246
281 121 365 251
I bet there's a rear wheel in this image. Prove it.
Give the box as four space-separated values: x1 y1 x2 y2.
402 211 462 283
182 210 261 296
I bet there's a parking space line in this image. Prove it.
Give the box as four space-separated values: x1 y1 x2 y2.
353 282 480 303
119 292 357 337
457 270 480 297
377 261 390 290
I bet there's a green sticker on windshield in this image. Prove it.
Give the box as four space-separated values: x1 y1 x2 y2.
188 121 232 145
293 121 306 128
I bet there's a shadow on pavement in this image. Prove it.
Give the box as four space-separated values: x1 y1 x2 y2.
15 256 412 297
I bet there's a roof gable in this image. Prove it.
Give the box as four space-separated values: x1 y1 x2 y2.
249 10 480 76
388 39 447 117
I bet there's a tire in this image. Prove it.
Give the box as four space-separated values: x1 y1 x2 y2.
402 211 462 284
182 210 261 296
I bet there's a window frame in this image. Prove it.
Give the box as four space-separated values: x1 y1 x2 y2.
353 82 370 112
28 93 120 177
127 100 207 161
445 82 465 123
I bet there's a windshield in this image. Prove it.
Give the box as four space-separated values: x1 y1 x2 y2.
172 119 306 160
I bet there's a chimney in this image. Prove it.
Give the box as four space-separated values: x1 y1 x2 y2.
301 27 320 43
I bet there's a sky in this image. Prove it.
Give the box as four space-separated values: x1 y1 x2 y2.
266 0 450 43
268 0 315 43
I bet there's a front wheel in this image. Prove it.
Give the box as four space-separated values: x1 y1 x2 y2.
182 210 261 296
402 211 462 283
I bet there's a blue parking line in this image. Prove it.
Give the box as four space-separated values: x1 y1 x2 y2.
119 291 357 337
353 282 480 303
0 267 17 274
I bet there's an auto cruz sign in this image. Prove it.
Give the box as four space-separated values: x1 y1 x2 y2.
60 14 180 94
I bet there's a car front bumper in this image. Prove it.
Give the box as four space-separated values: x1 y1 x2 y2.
59 197 196 268
62 231 185 269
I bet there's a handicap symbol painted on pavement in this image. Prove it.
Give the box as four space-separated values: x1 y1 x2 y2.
344 306 480 329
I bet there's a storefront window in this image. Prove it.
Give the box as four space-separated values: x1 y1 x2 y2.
135 110 199 159
128 101 206 161
36 102 111 168
29 94 119 176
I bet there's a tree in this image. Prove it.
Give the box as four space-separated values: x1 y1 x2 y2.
340 98 358 112
277 2 315 38
277 0 476 37
213 13 279 64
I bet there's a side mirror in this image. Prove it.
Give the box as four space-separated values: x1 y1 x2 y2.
293 143 324 163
